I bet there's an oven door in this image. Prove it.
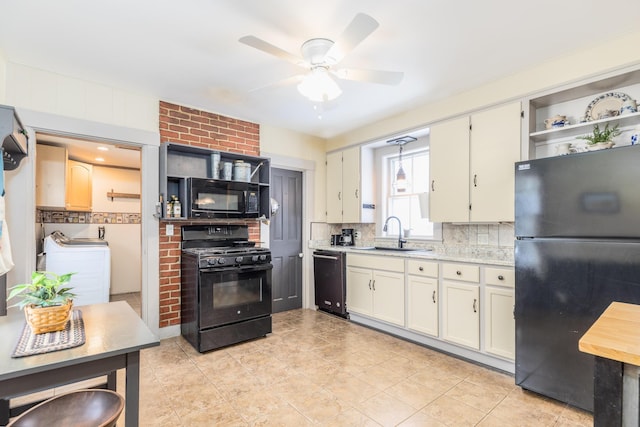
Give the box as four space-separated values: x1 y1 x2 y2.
198 264 272 329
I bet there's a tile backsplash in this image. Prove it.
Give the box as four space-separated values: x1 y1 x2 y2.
38 209 141 224
314 222 515 263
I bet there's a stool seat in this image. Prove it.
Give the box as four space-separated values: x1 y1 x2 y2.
8 389 124 427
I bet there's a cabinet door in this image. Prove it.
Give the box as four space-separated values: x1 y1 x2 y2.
470 102 521 222
66 160 93 211
442 281 480 349
430 116 470 222
484 286 515 359
346 266 373 316
326 151 343 223
407 275 438 336
341 146 361 223
372 270 405 326
36 144 67 209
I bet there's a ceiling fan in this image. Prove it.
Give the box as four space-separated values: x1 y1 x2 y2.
239 13 404 103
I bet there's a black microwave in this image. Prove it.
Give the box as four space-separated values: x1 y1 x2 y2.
186 178 260 219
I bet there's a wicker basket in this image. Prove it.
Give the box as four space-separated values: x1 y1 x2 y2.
24 300 73 334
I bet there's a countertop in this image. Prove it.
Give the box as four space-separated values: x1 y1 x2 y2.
311 244 514 267
579 301 640 366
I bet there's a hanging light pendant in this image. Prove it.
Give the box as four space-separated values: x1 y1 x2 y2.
395 145 407 192
387 135 416 193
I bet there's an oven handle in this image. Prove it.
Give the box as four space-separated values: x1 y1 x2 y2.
200 264 273 274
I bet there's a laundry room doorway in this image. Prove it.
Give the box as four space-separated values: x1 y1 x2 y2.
35 133 144 316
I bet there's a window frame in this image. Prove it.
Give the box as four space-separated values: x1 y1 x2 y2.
374 137 442 241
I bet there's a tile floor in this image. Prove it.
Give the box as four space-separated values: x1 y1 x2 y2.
10 296 593 426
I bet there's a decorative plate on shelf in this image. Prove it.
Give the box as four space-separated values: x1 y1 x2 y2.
584 92 632 121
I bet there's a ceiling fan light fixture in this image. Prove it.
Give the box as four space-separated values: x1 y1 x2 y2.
297 67 342 102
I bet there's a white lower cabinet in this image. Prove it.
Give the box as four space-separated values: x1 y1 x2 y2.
407 260 439 337
484 267 515 360
442 262 481 349
345 253 515 372
346 254 405 327
442 280 480 349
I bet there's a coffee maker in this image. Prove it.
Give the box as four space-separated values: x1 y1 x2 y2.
339 228 355 246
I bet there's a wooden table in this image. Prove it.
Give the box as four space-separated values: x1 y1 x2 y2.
0 301 159 426
579 301 640 427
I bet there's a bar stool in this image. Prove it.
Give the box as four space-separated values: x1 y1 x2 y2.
7 389 124 427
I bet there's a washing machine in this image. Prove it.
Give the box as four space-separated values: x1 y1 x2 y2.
44 231 111 307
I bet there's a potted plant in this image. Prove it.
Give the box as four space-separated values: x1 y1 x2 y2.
576 123 621 150
7 271 76 334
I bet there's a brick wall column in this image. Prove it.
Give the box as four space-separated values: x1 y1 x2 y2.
158 101 260 328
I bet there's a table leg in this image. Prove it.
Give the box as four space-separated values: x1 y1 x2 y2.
125 351 141 427
107 371 117 391
0 398 8 426
594 356 623 427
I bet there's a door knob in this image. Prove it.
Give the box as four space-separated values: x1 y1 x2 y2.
298 253 303 258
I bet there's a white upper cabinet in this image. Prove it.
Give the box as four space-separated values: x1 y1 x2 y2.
430 102 521 222
469 102 522 222
36 144 67 210
326 146 374 223
430 116 470 223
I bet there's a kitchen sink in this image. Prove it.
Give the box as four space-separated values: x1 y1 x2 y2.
358 246 433 253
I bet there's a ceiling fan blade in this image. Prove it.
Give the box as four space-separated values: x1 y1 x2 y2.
325 13 379 64
239 35 304 66
248 74 305 93
333 68 404 85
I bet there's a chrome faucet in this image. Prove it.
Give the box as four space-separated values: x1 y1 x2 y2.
383 216 407 248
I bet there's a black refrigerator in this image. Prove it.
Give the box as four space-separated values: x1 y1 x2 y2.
514 144 640 412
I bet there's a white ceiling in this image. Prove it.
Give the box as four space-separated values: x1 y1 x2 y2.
1 0 640 140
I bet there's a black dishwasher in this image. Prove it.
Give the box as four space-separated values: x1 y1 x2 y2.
312 250 348 318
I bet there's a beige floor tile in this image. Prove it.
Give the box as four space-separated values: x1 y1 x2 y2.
422 395 487 426
322 371 381 405
250 402 313 426
385 378 442 409
287 388 352 424
357 391 417 427
324 407 382 427
444 379 508 413
90 306 594 427
398 410 448 426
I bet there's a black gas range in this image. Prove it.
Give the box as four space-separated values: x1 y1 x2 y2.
180 224 272 352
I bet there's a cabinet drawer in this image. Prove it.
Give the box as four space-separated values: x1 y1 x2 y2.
485 267 515 288
442 263 480 283
347 254 404 273
407 260 438 277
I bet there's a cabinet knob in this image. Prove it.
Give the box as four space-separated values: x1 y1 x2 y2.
419 266 424 271
355 189 359 199
473 174 478 187
368 279 372 290
431 180 435 192
456 270 462 276
372 280 376 291
432 290 436 303
473 298 477 313
338 191 341 201
498 275 504 280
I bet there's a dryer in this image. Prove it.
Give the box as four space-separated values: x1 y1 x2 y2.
44 231 111 306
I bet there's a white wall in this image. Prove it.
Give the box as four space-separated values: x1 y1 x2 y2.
1 63 160 334
328 30 640 150
6 63 158 132
260 125 327 221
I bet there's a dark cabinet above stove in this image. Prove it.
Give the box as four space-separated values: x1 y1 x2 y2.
159 142 270 221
